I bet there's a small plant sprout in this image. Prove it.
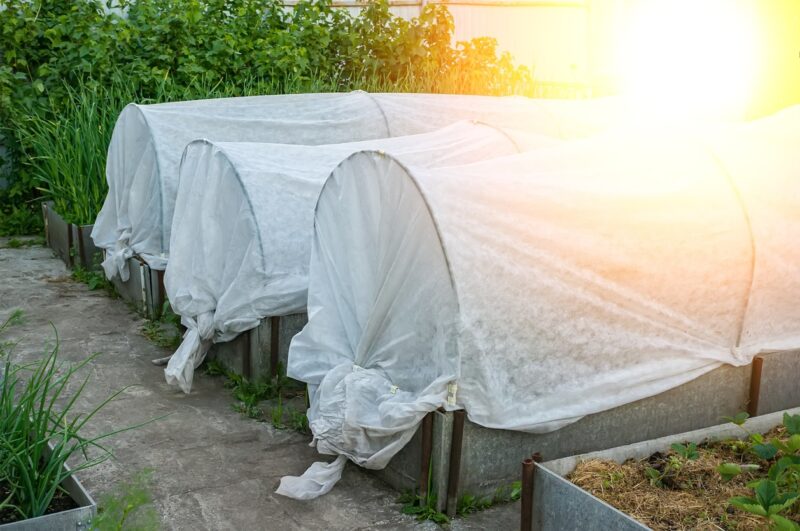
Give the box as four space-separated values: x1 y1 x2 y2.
728 480 799 530
671 442 699 460
90 469 160 530
717 462 760 481
645 466 664 488
724 412 751 426
785 413 800 436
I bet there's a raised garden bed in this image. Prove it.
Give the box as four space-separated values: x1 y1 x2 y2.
380 350 800 516
523 407 800 530
208 313 307 381
106 254 165 319
42 201 100 271
0 457 96 531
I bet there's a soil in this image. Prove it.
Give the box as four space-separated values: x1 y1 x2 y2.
0 480 80 524
568 426 800 530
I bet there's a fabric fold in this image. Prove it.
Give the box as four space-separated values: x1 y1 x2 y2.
164 311 215 393
276 455 348 500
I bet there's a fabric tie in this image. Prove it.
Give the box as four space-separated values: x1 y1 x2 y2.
101 234 134 281
164 311 215 393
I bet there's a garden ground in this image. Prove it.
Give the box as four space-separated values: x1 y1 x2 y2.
0 236 518 530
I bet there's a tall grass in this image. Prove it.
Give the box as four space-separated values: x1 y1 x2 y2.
0 312 155 521
17 82 135 226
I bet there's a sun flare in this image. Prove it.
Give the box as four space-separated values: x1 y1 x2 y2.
616 0 760 121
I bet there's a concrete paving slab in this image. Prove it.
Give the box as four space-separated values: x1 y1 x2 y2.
0 238 519 530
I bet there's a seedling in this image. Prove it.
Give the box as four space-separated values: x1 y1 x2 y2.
671 442 699 460
724 412 751 426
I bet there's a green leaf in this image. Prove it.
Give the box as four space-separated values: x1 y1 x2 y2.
754 443 780 460
787 434 800 453
431 512 450 524
729 496 767 516
755 480 779 508
769 456 800 481
784 413 800 435
766 493 799 516
770 514 800 531
724 412 750 426
671 442 699 460
718 463 743 481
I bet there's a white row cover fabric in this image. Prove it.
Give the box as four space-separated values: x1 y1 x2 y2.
92 92 389 280
281 106 800 499
91 92 621 281
163 121 558 393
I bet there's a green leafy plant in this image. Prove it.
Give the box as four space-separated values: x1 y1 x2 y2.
203 358 308 431
90 469 160 530
717 462 760 482
720 412 800 529
72 264 115 294
288 409 310 434
455 481 523 516
457 493 492 516
398 490 449 525
0 322 156 521
671 442 699 460
140 303 182 349
723 412 751 426
16 81 136 226
4 238 43 249
645 466 665 488
269 397 284 429
729 480 799 530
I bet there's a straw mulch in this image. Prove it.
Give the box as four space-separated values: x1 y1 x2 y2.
568 427 798 530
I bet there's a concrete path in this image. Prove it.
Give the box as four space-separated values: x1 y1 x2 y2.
0 238 518 530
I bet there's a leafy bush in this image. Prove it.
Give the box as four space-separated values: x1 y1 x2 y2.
0 0 534 232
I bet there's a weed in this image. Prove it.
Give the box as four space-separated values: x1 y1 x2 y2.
399 490 449 525
203 359 309 433
90 469 160 530
288 409 310 434
457 493 492 515
140 303 182 349
1 309 24 330
398 458 450 524
71 264 116 296
4 238 43 249
140 321 181 350
201 358 227 377
270 397 285 429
